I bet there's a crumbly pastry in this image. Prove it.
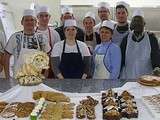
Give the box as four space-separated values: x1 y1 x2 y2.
33 91 70 102
0 102 8 113
76 96 98 119
39 102 74 120
16 102 35 118
138 75 160 86
76 104 86 119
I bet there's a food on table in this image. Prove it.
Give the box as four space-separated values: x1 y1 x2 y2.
138 75 160 86
102 89 138 120
76 96 98 119
33 91 70 102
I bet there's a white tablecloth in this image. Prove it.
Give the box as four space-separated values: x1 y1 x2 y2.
0 82 159 120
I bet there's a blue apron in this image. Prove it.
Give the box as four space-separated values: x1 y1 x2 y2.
59 40 84 78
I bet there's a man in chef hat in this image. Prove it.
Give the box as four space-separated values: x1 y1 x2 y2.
4 9 50 79
120 9 160 79
36 5 61 78
55 6 84 42
94 1 115 34
112 1 130 46
83 11 101 54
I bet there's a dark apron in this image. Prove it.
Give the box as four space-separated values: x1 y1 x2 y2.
59 40 84 78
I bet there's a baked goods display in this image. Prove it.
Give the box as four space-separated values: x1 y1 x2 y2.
138 75 160 86
39 102 74 120
15 51 49 86
0 101 35 118
30 97 74 120
102 89 138 120
76 96 99 119
33 90 70 102
143 94 160 119
0 102 8 113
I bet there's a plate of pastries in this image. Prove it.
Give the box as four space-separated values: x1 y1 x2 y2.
138 67 160 86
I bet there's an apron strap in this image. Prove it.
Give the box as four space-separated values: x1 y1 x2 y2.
75 40 81 53
48 27 52 50
62 40 81 54
103 42 112 73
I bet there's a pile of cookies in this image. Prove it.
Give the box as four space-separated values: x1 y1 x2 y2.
76 96 98 119
0 102 35 118
102 89 138 120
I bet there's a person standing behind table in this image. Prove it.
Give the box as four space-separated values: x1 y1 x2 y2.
94 2 115 34
55 6 84 42
51 19 91 79
83 11 101 54
36 5 61 78
0 32 6 78
4 9 50 79
93 20 121 79
112 1 131 46
120 9 160 79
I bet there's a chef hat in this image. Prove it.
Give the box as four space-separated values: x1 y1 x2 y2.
64 19 77 28
97 2 110 11
132 9 144 18
61 6 73 14
101 20 115 30
84 11 95 20
23 9 36 17
116 1 130 11
37 5 49 15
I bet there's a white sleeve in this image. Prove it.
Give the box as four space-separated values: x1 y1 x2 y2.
51 42 62 57
5 34 16 54
80 42 91 57
53 30 61 44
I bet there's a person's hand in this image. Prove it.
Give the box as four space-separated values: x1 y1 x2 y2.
81 73 87 79
57 73 64 80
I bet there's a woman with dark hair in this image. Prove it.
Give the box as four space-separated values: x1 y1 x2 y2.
51 19 91 79
93 20 121 79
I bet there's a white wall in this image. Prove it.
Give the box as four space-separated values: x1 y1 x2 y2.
2 0 60 31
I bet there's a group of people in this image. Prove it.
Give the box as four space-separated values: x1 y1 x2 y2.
0 1 160 80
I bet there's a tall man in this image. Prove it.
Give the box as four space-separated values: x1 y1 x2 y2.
112 1 130 46
120 9 160 79
4 9 50 79
94 2 115 34
55 6 84 41
36 5 61 78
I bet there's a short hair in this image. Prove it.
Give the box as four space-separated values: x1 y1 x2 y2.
116 5 128 14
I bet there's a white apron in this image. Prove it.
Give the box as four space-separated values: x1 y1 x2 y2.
93 54 110 79
120 31 153 79
14 32 41 76
93 44 111 79
112 24 130 46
